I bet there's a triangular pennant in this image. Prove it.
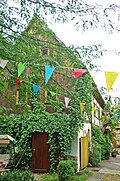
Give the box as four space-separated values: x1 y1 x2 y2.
73 69 87 78
0 71 4 76
18 62 25 77
80 102 85 111
45 65 55 84
105 72 119 92
104 111 109 115
0 60 8 68
92 106 96 114
33 84 40 94
50 91 56 97
15 78 22 89
113 113 119 118
64 97 71 108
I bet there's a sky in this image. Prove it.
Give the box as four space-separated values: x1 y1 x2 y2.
44 1 120 99
47 22 120 98
7 0 120 99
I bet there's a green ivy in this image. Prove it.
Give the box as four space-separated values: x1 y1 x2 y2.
0 104 85 171
0 15 95 172
92 125 112 160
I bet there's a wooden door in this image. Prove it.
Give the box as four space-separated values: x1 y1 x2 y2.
79 135 89 169
32 132 50 173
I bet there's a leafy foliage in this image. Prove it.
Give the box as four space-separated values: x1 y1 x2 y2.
91 124 112 161
0 103 87 170
89 140 101 166
100 99 120 134
0 4 99 173
0 170 35 181
57 159 77 181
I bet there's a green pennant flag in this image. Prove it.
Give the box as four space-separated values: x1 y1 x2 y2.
18 62 25 77
50 91 56 97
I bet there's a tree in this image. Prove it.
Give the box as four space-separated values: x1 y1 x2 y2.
100 97 120 134
2 1 119 31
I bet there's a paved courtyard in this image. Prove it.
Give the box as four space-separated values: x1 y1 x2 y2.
88 156 120 181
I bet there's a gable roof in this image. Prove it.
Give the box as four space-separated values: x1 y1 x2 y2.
93 82 105 109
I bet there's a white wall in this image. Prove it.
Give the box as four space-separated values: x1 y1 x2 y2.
70 123 91 172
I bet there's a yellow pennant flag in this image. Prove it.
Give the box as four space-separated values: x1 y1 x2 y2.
0 71 4 76
105 72 119 92
92 106 96 115
80 102 85 111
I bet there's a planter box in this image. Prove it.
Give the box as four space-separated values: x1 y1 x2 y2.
111 152 118 157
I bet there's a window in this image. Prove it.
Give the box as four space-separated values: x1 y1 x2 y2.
41 48 49 55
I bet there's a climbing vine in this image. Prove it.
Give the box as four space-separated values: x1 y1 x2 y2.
0 15 95 171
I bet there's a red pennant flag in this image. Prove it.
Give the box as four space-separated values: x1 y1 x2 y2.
73 69 87 78
15 78 22 89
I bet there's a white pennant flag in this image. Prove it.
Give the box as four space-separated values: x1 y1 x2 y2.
64 97 71 108
0 60 8 68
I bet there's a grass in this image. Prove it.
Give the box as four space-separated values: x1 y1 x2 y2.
33 169 94 181
74 170 93 181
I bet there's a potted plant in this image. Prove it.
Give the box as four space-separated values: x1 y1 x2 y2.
111 148 119 157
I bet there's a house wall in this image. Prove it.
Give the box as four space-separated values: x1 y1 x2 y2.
92 96 103 128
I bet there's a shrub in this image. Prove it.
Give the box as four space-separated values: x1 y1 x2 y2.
57 159 77 181
92 125 112 160
89 141 101 166
0 170 36 181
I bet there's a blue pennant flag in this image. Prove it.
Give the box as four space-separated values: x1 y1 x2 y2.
45 65 55 84
33 84 40 94
113 113 119 118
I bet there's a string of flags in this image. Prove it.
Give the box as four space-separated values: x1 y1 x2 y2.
0 59 87 106
1 59 120 93
1 59 120 119
0 59 87 91
1 59 120 114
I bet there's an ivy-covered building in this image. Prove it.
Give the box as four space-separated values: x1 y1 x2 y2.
0 15 105 172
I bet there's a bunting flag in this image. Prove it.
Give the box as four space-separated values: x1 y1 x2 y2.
45 65 55 84
0 60 8 68
18 62 25 77
15 78 22 89
104 111 109 115
33 84 40 94
80 102 85 111
64 97 71 108
92 106 96 115
50 91 56 97
73 69 87 78
113 113 119 118
15 78 22 105
0 71 4 76
105 72 119 92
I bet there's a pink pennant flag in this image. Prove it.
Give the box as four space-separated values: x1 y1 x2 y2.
104 111 109 115
73 69 87 78
64 97 71 108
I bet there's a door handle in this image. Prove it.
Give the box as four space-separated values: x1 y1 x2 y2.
33 148 35 152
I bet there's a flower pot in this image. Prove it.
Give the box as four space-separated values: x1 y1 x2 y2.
111 152 118 157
